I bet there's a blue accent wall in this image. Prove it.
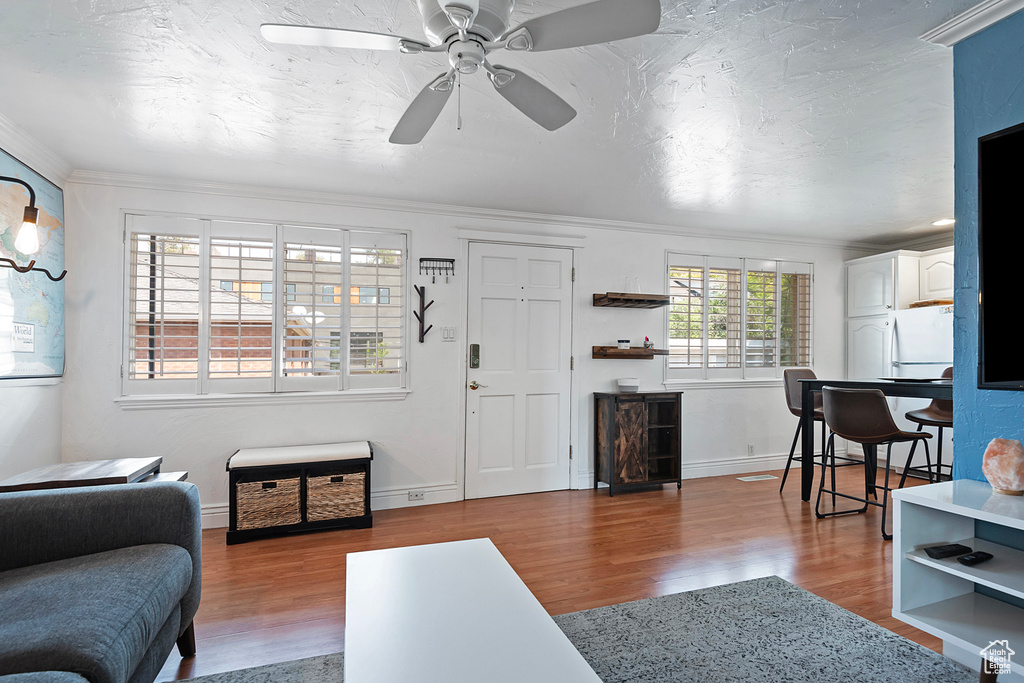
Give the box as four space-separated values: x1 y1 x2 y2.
952 10 1024 481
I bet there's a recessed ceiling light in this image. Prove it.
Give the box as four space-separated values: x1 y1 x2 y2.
932 218 955 227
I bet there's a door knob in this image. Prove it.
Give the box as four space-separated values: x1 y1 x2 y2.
469 381 488 390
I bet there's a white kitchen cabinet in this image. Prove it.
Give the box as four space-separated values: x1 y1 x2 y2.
846 251 921 318
919 247 955 301
846 315 892 380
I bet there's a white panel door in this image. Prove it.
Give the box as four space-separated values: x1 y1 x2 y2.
465 243 573 499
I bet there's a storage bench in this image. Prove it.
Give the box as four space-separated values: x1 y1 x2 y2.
226 442 373 545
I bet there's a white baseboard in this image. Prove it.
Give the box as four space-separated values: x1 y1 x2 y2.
577 448 853 488
682 453 791 479
201 503 229 530
371 483 461 510
200 484 461 529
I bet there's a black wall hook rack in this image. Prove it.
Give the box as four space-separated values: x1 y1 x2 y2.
0 257 67 282
413 285 434 343
419 258 455 283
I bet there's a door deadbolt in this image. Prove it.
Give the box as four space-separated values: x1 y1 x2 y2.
469 343 480 369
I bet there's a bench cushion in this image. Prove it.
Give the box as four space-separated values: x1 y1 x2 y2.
0 544 192 683
228 441 371 469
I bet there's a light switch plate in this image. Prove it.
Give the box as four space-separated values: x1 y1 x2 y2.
441 326 456 342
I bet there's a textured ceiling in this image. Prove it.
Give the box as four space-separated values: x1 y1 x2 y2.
0 0 980 243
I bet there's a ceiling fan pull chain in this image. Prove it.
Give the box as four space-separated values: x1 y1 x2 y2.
457 68 463 131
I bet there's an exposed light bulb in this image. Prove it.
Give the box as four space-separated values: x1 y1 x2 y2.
15 206 39 255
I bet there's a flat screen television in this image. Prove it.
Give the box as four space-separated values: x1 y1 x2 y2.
978 120 1024 389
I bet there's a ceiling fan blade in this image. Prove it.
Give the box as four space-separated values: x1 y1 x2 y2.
390 72 456 145
488 66 577 131
502 0 661 52
260 24 428 52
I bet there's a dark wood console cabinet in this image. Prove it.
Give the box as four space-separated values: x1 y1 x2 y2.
594 391 682 496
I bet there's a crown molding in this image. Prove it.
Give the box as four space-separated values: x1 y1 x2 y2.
66 169 886 251
0 113 73 186
894 232 955 252
920 0 1024 46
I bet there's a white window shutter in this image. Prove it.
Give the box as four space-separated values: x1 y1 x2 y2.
123 215 203 396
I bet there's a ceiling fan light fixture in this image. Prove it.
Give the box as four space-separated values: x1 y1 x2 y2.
503 27 533 51
447 39 485 73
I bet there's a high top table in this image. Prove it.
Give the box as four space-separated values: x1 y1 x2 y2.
797 378 953 502
345 538 601 683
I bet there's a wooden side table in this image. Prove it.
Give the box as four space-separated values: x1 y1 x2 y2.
0 457 187 493
594 391 683 496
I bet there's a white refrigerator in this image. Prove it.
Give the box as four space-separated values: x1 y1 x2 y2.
888 305 954 476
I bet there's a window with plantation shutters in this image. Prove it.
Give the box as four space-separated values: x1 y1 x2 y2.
780 263 813 367
278 226 346 392
707 264 742 369
350 238 403 386
122 214 406 397
668 265 704 369
125 216 203 395
128 232 202 379
745 261 776 369
208 222 275 392
666 254 813 381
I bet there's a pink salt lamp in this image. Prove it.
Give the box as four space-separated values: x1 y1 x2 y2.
983 438 1024 495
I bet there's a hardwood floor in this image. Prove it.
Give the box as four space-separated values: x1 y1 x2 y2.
156 467 939 681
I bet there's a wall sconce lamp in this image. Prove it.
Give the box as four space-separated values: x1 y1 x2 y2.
0 175 66 282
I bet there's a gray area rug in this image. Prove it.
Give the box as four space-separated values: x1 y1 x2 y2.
182 576 973 682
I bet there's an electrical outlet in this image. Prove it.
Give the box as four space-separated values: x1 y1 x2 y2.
408 491 424 501
747 443 754 456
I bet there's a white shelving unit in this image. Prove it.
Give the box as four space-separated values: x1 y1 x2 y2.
893 479 1024 680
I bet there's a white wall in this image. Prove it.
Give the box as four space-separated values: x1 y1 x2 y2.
0 379 62 481
61 176 867 526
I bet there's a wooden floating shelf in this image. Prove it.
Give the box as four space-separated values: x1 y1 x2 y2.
593 346 669 359
593 292 670 308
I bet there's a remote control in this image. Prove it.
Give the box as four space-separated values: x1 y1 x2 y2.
924 543 973 559
957 551 993 566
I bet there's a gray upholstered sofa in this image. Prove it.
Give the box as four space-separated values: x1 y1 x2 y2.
0 482 202 683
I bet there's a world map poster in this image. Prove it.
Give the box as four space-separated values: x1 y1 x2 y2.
0 147 65 379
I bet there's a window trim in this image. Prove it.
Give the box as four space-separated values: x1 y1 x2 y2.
664 251 814 382
121 212 408 398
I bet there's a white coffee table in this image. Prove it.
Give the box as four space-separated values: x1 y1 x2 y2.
345 538 601 683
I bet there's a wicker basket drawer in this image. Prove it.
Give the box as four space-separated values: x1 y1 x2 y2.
235 474 301 530
307 469 366 522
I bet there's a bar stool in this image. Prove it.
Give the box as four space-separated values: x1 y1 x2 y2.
779 368 859 495
816 386 932 540
901 366 953 486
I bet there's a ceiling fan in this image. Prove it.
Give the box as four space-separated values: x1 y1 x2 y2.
261 0 661 144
